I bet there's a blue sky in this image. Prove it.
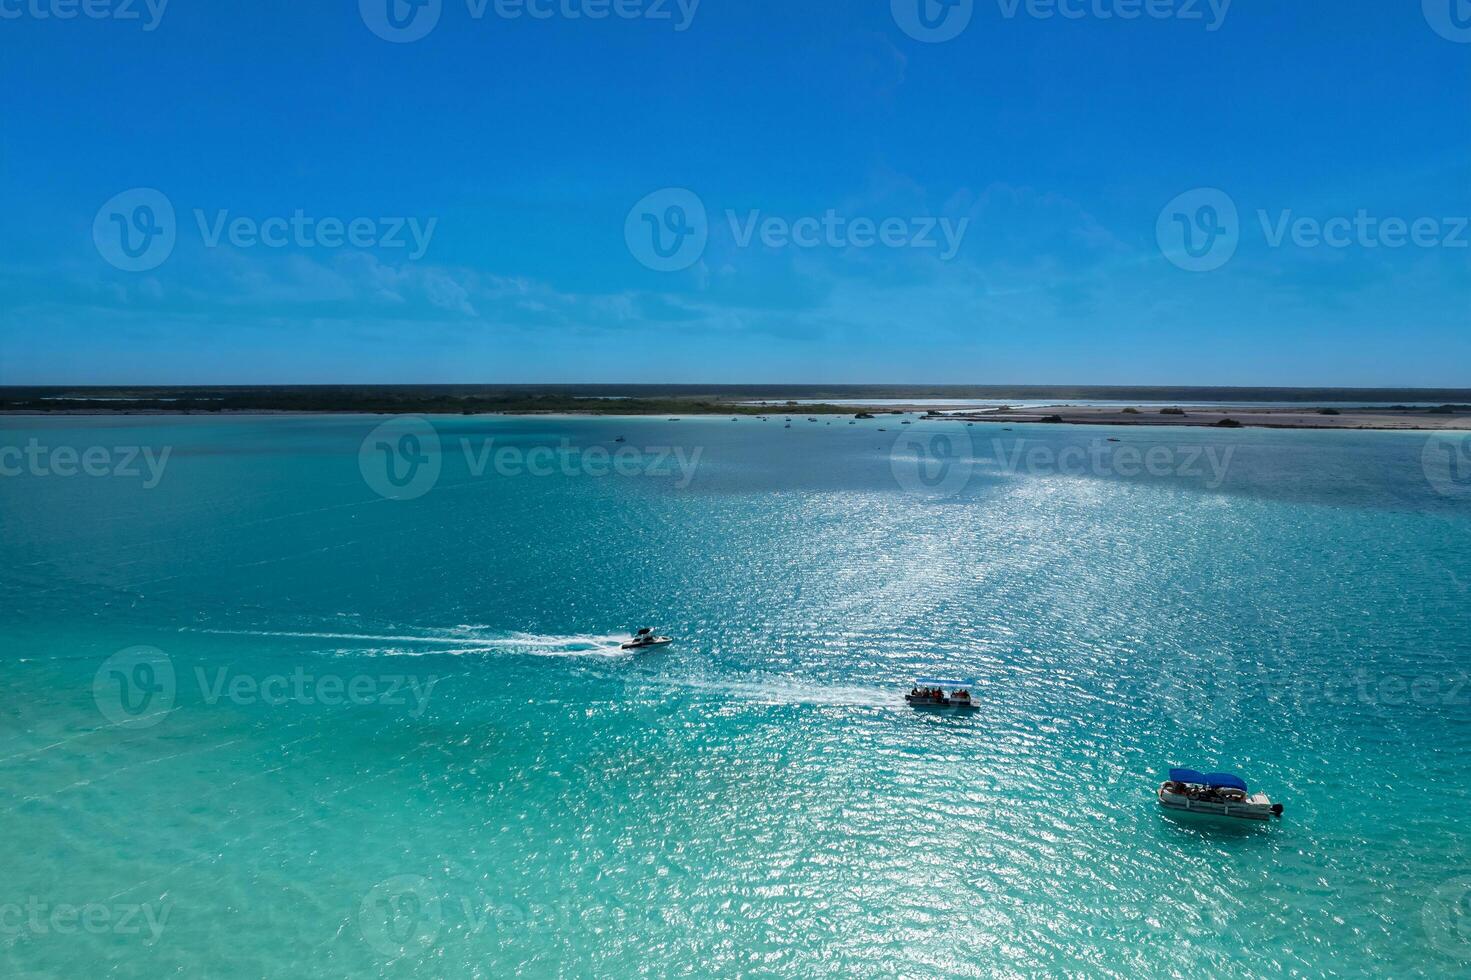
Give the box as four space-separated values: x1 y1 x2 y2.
1 0 1467 385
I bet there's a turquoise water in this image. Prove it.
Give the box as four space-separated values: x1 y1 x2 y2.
2 414 1470 977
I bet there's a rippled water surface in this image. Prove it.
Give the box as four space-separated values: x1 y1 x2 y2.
2 415 1469 977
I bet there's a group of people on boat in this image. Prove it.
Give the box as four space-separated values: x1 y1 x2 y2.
907 686 972 703
1161 780 1246 804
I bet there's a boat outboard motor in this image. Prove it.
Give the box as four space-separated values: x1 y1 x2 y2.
1271 803 1284 816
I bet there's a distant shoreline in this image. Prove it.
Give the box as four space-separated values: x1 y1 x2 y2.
928 405 1471 431
3 404 1469 431
6 382 1471 402
4 384 1470 431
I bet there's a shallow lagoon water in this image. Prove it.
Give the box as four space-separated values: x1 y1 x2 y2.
2 415 1469 977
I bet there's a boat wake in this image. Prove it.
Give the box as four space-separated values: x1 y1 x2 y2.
649 676 895 709
191 627 634 658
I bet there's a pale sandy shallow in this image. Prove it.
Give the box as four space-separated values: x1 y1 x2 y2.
914 405 1471 431
3 406 1469 430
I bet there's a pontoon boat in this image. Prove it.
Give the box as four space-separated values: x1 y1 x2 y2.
1158 769 1283 821
905 678 979 710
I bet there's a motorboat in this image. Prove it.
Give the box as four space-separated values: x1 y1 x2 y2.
1158 768 1283 821
621 628 673 651
905 678 978 710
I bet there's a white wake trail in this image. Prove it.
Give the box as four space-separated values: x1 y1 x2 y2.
192 628 634 658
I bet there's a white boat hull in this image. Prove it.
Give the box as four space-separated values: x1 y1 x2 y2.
1158 786 1278 821
905 696 977 710
621 637 673 651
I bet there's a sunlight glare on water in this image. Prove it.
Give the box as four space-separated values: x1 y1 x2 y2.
1 414 1468 977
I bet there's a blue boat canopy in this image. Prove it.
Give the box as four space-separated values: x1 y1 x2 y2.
1170 768 1248 791
915 678 979 687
